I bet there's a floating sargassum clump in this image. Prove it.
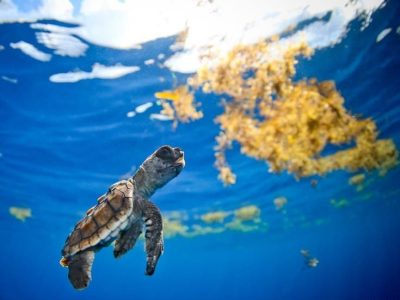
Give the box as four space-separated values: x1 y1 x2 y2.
157 39 398 185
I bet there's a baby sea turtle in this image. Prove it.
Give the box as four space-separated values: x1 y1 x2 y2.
60 145 185 290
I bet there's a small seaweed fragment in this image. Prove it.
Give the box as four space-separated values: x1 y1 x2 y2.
214 132 236 185
188 224 226 237
348 174 365 186
330 198 349 209
162 218 189 238
234 205 261 221
348 173 367 191
273 197 288 211
155 85 203 126
225 219 261 232
200 210 229 223
9 206 32 222
226 205 266 232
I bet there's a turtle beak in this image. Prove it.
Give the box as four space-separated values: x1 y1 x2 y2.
174 147 184 158
174 147 185 167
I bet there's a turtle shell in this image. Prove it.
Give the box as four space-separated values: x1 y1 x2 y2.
62 180 134 258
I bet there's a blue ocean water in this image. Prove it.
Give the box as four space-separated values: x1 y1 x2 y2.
0 1 400 300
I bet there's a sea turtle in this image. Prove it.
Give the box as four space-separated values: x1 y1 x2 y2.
60 145 185 289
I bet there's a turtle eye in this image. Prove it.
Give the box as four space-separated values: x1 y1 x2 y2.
156 146 172 159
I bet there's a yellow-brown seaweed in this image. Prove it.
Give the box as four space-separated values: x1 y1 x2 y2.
234 205 261 221
160 204 267 238
155 85 203 125
188 224 226 237
225 219 260 232
330 198 349 209
348 174 366 186
273 197 288 211
162 218 189 238
200 211 229 223
9 206 31 222
155 38 398 184
190 40 398 184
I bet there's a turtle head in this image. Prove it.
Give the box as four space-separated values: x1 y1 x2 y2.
138 145 185 195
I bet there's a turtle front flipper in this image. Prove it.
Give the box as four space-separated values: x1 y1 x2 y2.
143 201 164 276
113 220 143 258
67 250 95 290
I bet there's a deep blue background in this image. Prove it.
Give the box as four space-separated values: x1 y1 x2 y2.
0 1 399 299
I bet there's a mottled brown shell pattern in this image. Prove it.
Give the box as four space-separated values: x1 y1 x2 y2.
62 180 134 258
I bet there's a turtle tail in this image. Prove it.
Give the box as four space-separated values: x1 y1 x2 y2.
59 256 70 267
63 250 95 290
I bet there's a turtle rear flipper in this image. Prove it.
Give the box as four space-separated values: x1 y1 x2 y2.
114 220 143 258
67 250 95 290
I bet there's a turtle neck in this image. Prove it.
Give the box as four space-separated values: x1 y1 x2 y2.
131 166 156 199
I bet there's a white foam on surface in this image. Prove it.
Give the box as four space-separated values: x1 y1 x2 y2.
49 63 140 83
135 102 153 114
126 111 136 118
376 28 392 42
0 0 73 23
35 32 88 57
1 0 386 73
10 41 52 61
126 102 154 119
31 23 88 57
144 59 155 65
150 113 173 121
1 76 18 84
